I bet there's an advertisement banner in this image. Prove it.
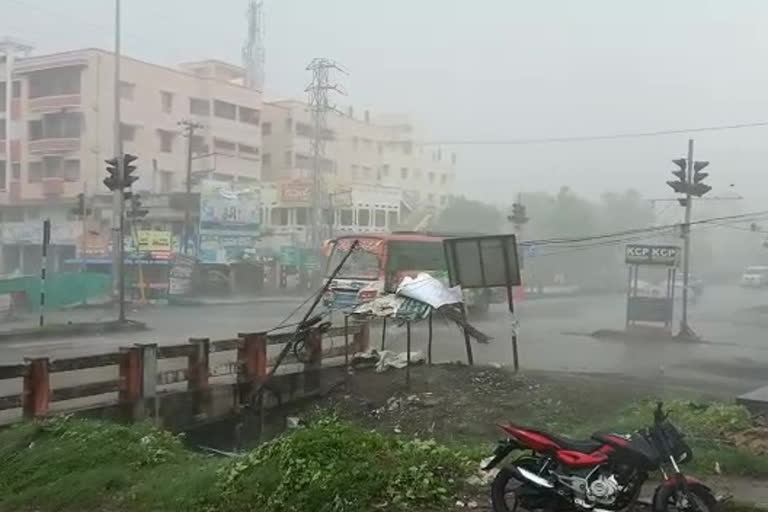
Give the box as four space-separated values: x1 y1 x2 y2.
280 180 312 204
198 180 261 264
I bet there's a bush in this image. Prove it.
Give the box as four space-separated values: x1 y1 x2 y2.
212 416 475 512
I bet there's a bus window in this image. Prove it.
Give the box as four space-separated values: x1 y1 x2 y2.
327 244 380 279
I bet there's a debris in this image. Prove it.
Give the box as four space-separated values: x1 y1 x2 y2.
397 272 464 309
468 500 479 509
727 427 768 455
455 500 466 508
286 417 302 429
353 349 427 373
393 425 402 434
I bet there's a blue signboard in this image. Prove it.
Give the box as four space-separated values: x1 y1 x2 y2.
197 180 261 264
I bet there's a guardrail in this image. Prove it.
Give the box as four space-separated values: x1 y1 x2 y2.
0 322 370 424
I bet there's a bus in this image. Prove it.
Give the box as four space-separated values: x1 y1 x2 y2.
323 233 492 314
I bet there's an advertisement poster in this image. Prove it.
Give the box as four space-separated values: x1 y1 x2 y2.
168 253 195 296
198 180 261 264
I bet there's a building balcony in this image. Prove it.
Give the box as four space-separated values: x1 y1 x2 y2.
28 94 82 113
42 177 65 197
28 138 81 155
0 140 21 160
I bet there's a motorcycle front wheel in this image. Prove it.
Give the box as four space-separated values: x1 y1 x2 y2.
653 482 719 512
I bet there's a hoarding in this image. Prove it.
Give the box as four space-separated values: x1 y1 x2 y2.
198 180 261 264
625 244 680 266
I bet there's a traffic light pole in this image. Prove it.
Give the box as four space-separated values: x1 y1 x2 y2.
113 0 126 323
680 138 694 337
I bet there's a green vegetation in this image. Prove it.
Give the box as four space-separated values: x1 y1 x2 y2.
0 398 766 512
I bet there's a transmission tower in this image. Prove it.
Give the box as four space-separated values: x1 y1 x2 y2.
305 58 346 250
242 0 265 90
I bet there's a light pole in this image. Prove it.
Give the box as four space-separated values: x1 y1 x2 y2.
178 119 203 254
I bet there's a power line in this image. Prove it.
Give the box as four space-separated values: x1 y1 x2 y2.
423 121 768 146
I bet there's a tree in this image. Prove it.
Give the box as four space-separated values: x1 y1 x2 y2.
430 196 503 234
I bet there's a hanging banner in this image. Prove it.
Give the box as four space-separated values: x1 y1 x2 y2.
198 180 261 264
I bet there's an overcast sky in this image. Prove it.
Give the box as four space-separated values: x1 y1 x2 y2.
4 0 768 206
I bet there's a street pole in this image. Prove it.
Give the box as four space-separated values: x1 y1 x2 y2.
680 138 694 337
179 119 202 255
113 0 126 322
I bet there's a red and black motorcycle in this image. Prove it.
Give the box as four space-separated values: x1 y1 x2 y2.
485 402 718 512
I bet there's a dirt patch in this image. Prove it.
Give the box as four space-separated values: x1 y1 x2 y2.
284 364 700 444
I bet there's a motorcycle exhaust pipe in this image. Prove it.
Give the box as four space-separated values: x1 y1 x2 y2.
515 466 554 489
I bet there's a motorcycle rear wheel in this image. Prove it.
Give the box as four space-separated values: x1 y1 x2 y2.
491 467 552 512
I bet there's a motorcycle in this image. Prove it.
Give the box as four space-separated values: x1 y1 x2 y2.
485 402 718 512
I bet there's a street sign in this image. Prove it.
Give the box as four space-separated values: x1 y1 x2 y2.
625 244 680 266
526 243 537 259
444 234 521 289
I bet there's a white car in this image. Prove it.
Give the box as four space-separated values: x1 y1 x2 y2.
740 266 768 288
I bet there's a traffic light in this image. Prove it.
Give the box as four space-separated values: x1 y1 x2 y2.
103 154 139 191
104 157 120 191
667 158 688 194
689 160 711 197
70 193 91 217
128 194 148 219
508 202 529 226
123 154 139 188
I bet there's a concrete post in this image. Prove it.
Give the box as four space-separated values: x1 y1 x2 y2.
118 346 142 421
136 344 157 422
237 332 267 405
22 358 49 420
188 338 210 419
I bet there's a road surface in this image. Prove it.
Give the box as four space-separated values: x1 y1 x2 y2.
1 285 767 424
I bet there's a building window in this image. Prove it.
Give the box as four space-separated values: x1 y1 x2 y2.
296 122 312 137
295 153 311 170
28 162 42 183
388 211 398 228
271 207 289 226
429 172 435 184
262 153 271 168
440 195 447 205
160 171 173 193
28 120 42 140
0 81 21 111
239 106 260 125
63 159 80 182
0 161 5 190
29 112 83 140
12 163 20 180
358 209 371 227
238 143 259 157
400 167 408 179
375 210 386 227
0 123 5 139
363 166 372 179
160 91 174 113
352 136 359 150
158 130 174 153
381 164 390 177
414 169 422 180
119 81 135 101
190 98 210 116
284 151 293 167
214 100 237 120
43 156 62 179
351 164 359 179
120 123 136 142
262 122 272 135
190 135 208 155
340 209 354 226
441 174 447 185
28 67 81 98
295 207 309 226
214 138 237 154
403 141 413 155
285 118 293 131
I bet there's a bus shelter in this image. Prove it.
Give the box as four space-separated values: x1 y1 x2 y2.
624 244 681 332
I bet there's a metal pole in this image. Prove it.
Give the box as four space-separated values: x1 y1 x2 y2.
507 285 519 372
680 138 694 336
39 219 50 327
380 317 387 351
405 321 411 389
113 0 126 322
4 50 12 187
427 311 433 365
183 124 193 254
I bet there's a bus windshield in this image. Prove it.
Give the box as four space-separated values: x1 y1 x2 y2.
327 241 381 279
386 240 446 273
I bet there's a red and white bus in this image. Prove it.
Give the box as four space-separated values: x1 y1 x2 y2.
323 233 493 313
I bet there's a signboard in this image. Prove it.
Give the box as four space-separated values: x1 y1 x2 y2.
136 230 171 253
280 180 312 204
444 234 521 289
198 180 261 264
1 221 79 245
168 253 195 296
625 244 680 266
279 246 321 269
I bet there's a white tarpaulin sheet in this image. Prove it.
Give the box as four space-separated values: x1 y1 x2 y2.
396 272 464 309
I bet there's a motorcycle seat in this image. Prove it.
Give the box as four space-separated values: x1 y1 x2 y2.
530 429 603 453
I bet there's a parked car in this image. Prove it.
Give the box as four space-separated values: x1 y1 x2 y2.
740 265 768 288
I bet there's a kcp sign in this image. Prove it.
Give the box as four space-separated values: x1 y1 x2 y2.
625 244 680 266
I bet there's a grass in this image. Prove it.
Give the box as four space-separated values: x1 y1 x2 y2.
1 398 766 512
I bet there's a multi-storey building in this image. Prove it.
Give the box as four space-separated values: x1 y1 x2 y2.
0 48 262 272
259 100 456 240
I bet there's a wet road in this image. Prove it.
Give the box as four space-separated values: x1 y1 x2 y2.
1 284 767 423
